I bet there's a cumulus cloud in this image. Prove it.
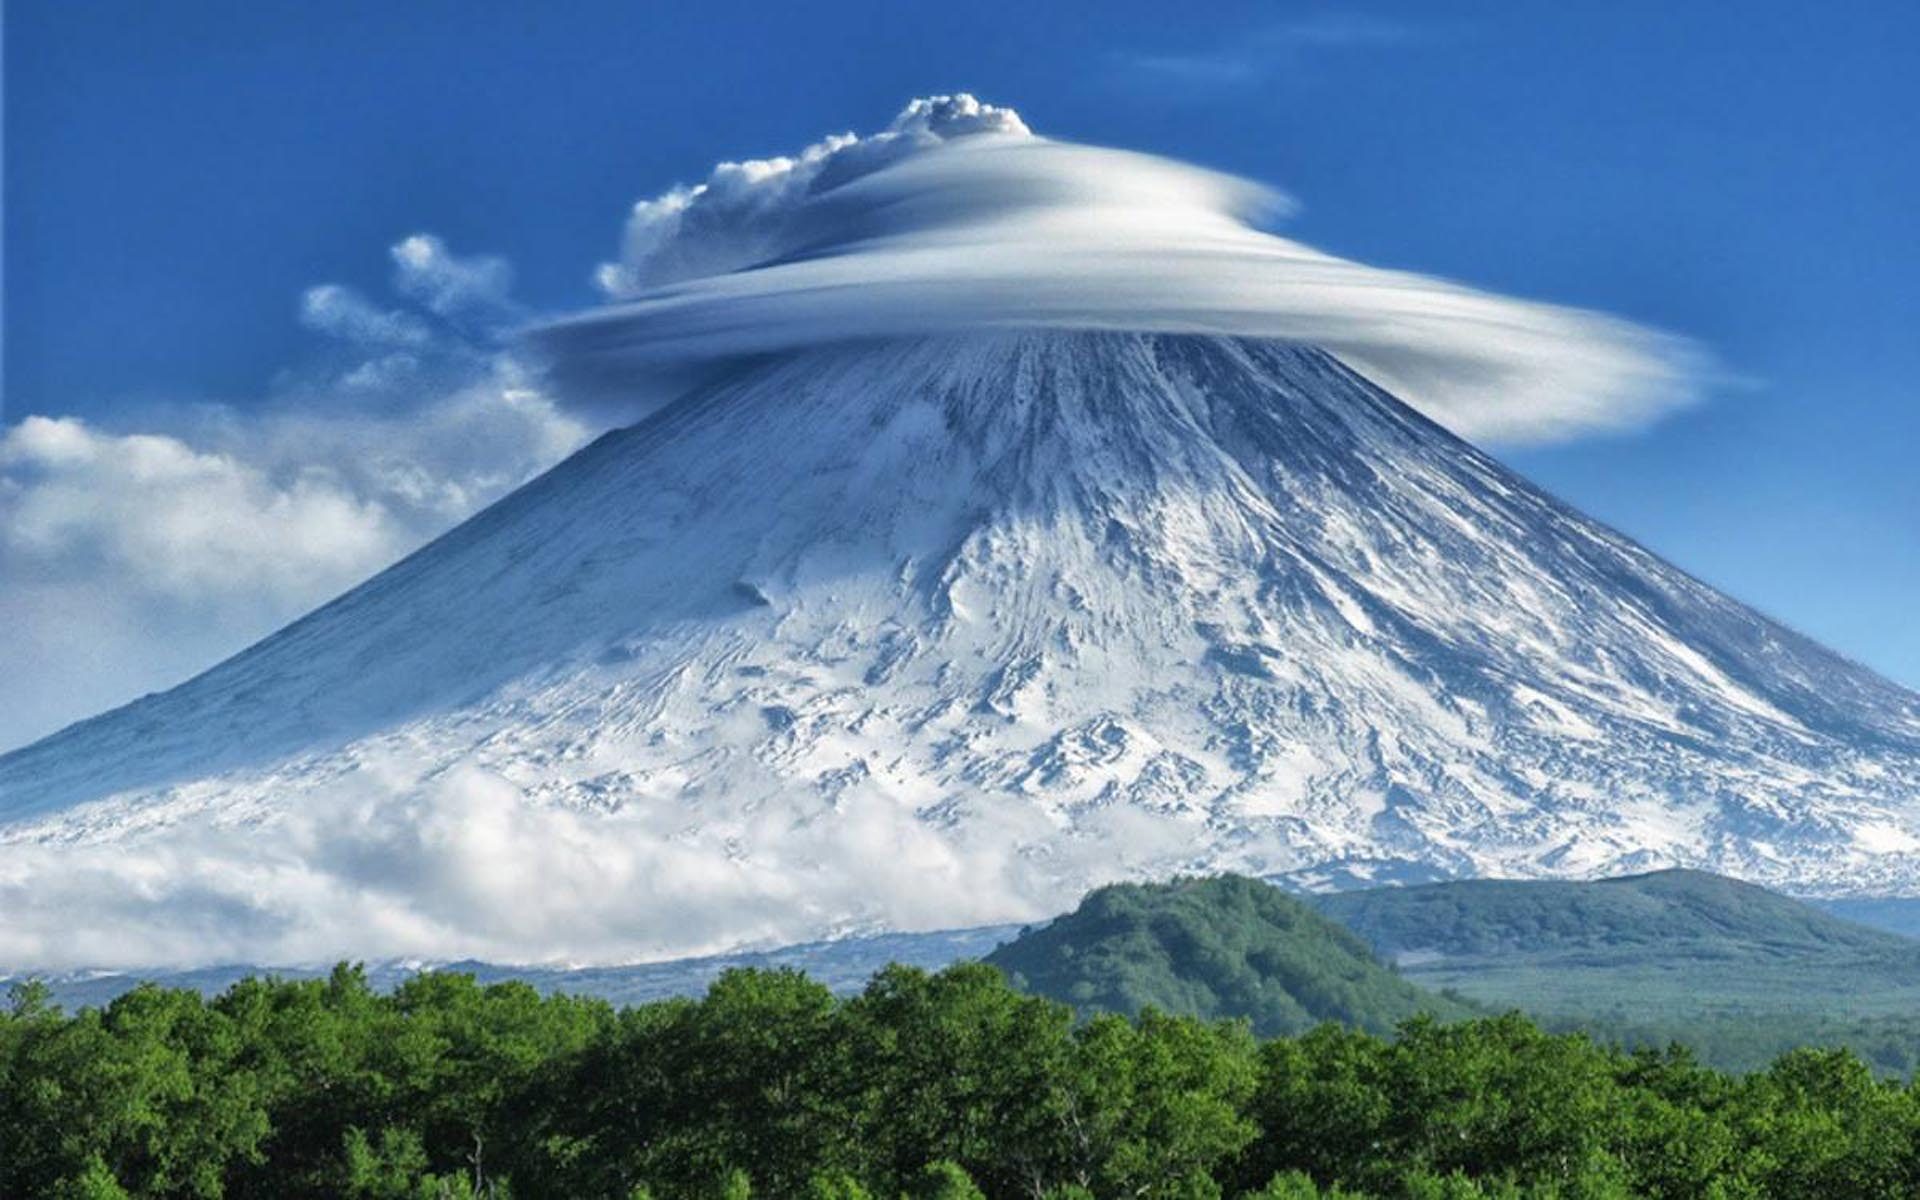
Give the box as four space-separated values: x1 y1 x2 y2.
595 94 1030 296
1 415 398 603
0 239 591 752
551 94 1703 445
0 750 1208 970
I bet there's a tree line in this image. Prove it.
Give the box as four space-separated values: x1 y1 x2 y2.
4 961 1919 1198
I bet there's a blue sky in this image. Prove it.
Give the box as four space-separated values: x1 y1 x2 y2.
4 0 1917 695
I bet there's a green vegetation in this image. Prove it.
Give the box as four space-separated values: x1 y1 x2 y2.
1312 868 1913 965
10 961 1920 1197
986 876 1475 1035
1310 868 1920 1071
12 870 1920 1194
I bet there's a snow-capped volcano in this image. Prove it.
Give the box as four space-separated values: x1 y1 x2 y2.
4 331 1919 965
2 95 1915 969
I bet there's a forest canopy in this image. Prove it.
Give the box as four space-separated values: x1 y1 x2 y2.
7 961 1920 1199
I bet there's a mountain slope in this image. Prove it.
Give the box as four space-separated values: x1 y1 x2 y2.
985 875 1469 1034
2 332 1919 963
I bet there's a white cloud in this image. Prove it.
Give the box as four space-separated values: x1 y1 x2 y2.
595 93 1030 296
0 751 1205 970
555 94 1704 446
0 239 591 753
299 283 434 347
1 414 398 601
391 233 522 329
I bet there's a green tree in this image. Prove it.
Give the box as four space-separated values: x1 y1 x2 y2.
7 949 1920 1200
1054 1010 1256 1197
907 1161 987 1200
840 963 1076 1195
804 1170 872 1199
47 1156 132 1200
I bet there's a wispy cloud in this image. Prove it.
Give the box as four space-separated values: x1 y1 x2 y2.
1112 14 1427 89
0 238 592 753
390 234 525 332
298 283 436 349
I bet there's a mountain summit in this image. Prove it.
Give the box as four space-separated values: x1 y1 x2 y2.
3 332 1918 961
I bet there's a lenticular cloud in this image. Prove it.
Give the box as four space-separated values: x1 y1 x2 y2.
547 94 1701 445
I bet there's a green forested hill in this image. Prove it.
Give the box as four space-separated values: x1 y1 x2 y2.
1309 868 1920 1072
984 870 1920 1073
984 874 1473 1035
1312 868 1913 963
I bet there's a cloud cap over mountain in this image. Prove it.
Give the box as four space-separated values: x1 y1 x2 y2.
547 94 1704 445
